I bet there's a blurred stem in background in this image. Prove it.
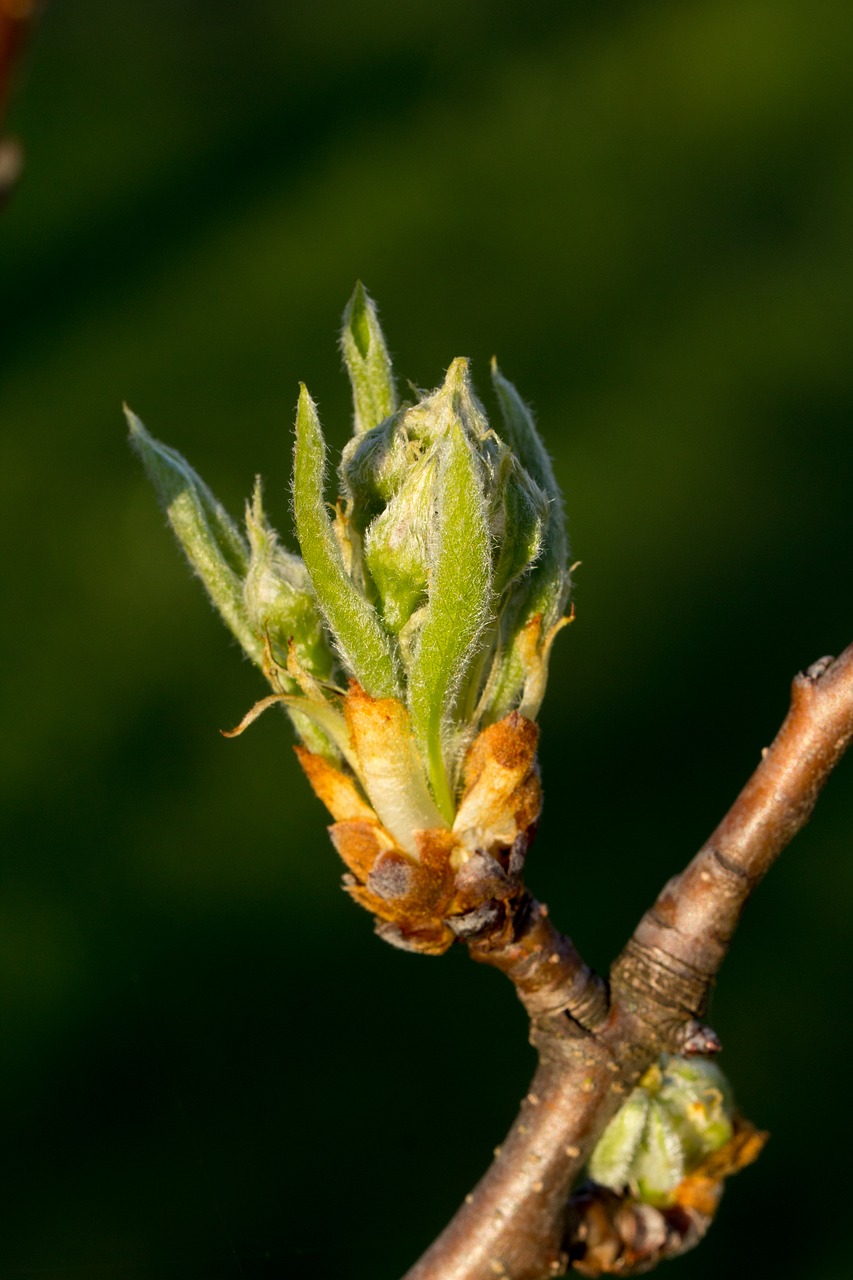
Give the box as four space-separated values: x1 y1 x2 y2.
0 0 42 202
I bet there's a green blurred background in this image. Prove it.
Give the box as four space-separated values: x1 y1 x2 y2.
2 1 852 1276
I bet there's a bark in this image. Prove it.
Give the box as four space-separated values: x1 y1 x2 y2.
404 644 853 1280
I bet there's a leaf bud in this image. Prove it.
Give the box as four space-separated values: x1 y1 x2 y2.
588 1054 736 1208
131 290 574 951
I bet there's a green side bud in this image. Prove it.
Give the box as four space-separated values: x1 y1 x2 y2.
341 281 398 435
657 1054 735 1166
587 1089 651 1190
491 453 548 597
336 408 412 534
588 1055 736 1208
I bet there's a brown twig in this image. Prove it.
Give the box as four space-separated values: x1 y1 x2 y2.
404 643 853 1280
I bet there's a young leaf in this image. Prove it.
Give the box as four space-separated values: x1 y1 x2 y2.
292 385 401 700
407 379 492 821
244 480 336 683
491 456 548 597
588 1089 651 1191
483 553 571 724
491 359 565 537
634 1102 684 1204
482 364 572 722
126 407 260 662
341 282 398 435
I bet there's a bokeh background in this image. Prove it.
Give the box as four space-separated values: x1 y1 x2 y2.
2 2 852 1277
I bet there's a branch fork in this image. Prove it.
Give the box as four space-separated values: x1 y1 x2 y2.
404 642 853 1280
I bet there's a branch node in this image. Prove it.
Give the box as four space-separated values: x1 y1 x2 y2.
677 1020 723 1056
804 654 836 681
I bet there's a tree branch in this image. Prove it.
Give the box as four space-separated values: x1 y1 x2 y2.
612 645 853 1040
404 643 853 1280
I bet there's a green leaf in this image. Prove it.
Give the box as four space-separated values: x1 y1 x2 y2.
244 480 336 683
292 385 401 700
481 364 572 722
407 387 492 821
341 282 398 435
482 551 571 724
491 361 568 620
363 452 435 633
633 1101 684 1205
126 407 260 662
588 1090 651 1191
491 456 548 597
491 360 565 534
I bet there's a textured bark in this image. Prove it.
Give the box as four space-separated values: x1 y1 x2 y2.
404 644 853 1280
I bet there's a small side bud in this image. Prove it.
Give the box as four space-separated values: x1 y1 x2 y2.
587 1090 651 1192
588 1055 737 1209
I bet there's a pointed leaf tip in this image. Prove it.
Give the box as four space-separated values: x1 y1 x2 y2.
292 384 402 701
126 408 259 662
341 284 398 434
347 281 371 359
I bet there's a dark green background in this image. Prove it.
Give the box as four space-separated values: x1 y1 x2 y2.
2 2 852 1277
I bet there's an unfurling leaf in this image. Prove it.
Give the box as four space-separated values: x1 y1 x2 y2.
126 407 259 662
341 281 398 435
243 480 335 684
292 384 401 701
407 396 492 822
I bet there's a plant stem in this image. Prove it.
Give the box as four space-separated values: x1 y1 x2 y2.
404 643 853 1280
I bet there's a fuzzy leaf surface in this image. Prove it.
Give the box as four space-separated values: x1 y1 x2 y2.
293 386 401 700
341 282 398 435
407 417 491 820
126 408 259 661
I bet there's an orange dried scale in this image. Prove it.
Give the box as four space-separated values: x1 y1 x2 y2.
294 695 543 953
